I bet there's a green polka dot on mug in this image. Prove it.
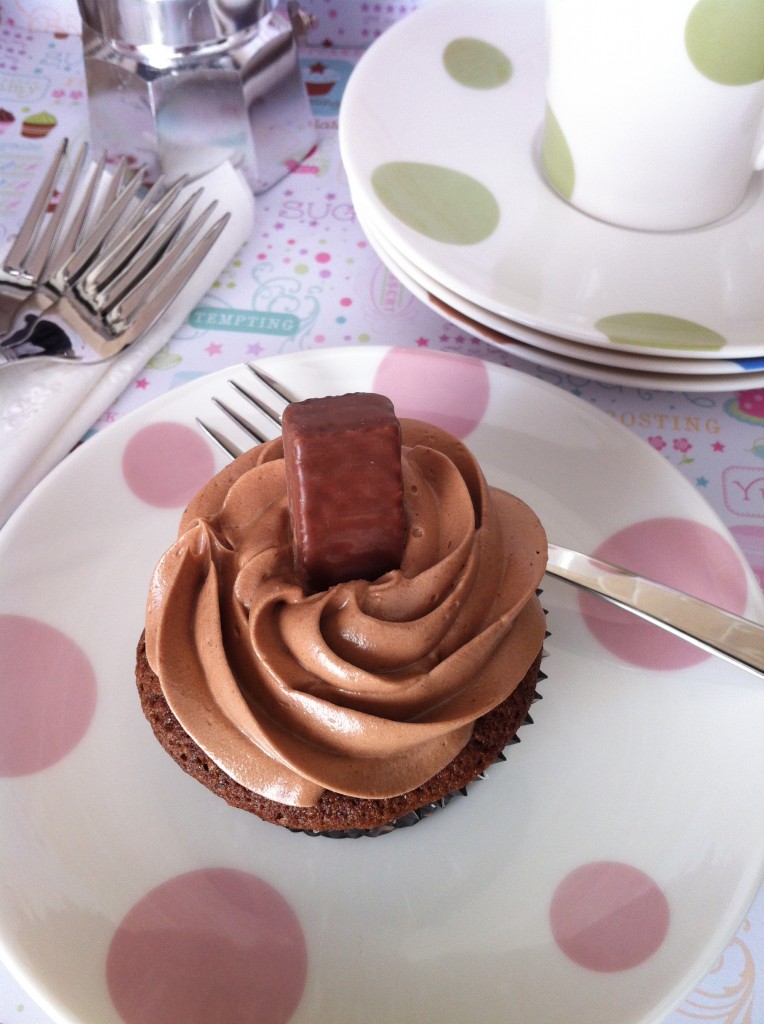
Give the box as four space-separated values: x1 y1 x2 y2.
595 313 726 353
442 37 512 89
371 162 500 245
543 0 764 229
685 0 764 85
540 104 575 202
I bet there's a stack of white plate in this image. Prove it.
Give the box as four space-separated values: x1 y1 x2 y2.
338 0 764 392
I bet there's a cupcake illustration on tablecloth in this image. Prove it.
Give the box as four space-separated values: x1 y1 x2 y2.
0 109 15 134
21 111 57 139
304 61 338 97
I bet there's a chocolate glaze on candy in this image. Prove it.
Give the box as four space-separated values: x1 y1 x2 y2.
283 393 405 590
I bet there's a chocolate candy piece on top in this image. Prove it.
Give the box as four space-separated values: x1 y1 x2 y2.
283 393 405 590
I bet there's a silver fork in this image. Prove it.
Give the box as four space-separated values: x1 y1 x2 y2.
197 364 764 680
0 138 131 335
0 146 182 356
0 188 229 365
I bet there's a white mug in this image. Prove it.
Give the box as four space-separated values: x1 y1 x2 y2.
540 0 764 231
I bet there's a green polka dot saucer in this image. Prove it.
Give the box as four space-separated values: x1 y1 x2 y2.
339 0 764 368
353 191 764 391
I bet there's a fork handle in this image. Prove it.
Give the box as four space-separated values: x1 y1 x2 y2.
546 542 764 679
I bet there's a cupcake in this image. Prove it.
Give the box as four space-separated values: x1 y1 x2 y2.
0 108 15 134
304 61 338 96
136 394 548 835
21 111 57 139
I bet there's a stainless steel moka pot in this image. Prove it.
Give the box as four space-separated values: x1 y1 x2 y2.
77 0 316 193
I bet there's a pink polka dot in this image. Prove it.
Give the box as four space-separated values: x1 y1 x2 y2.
315 251 330 263
122 423 216 508
373 349 489 438
0 615 97 776
107 868 307 1024
550 861 670 972
580 518 749 670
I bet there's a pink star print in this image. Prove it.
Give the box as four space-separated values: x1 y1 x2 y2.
415 336 429 347
711 441 725 452
135 378 149 389
205 342 223 356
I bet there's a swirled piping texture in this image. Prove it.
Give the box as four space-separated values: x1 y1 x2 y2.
145 419 548 806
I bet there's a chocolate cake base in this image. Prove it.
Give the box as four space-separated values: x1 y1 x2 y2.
135 632 544 836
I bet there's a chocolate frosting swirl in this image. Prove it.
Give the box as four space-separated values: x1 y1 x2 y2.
145 419 547 806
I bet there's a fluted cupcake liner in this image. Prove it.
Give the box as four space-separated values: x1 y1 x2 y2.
293 685 545 839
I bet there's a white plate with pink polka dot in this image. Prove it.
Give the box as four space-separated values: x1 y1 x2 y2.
339 0 764 364
0 347 762 1024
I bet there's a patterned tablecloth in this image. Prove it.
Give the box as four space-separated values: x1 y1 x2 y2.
0 3 762 1023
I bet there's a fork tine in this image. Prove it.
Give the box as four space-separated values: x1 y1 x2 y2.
36 152 130 293
197 371 296 458
104 203 223 327
52 148 108 269
228 378 284 428
97 155 129 220
77 178 195 306
49 164 147 291
246 365 298 406
195 418 245 460
83 174 186 279
81 187 204 312
21 141 89 284
119 174 187 235
121 187 204 280
106 210 231 336
214 395 272 443
3 138 69 276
